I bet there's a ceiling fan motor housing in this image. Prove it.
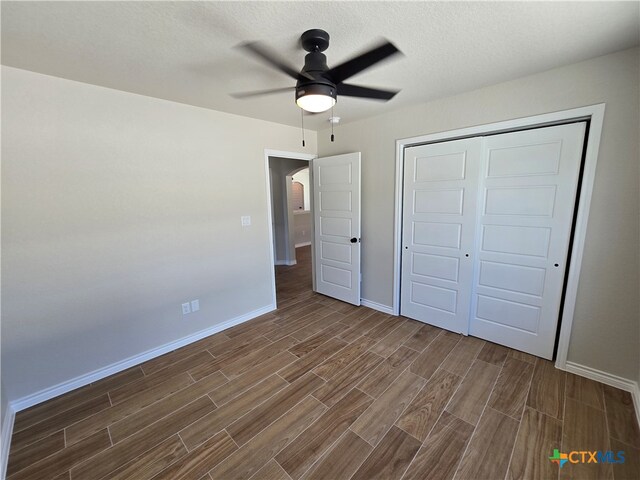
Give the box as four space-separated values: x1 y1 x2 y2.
296 49 337 103
295 82 336 104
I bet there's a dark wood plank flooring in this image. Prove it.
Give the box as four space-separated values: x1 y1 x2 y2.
7 246 639 479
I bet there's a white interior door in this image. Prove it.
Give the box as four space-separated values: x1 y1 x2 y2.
313 152 361 305
469 122 586 359
400 139 481 333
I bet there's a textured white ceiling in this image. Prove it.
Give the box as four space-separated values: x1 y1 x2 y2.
2 1 638 130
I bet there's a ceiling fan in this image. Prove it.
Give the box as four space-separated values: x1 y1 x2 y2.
232 29 402 113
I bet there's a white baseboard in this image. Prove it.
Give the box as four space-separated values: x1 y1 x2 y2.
360 298 395 315
10 304 276 413
1 404 15 480
564 361 640 427
295 242 311 248
274 260 297 266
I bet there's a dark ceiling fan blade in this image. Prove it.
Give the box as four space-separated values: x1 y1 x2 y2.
326 40 401 83
337 83 399 100
230 86 295 99
238 41 313 81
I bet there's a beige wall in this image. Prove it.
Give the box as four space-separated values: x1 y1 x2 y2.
1 67 317 402
318 48 640 382
1 382 8 430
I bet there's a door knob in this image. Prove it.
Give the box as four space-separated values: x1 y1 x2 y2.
350 237 358 243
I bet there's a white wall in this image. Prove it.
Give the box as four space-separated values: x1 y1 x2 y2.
293 211 312 246
1 66 317 402
292 168 310 211
318 48 640 382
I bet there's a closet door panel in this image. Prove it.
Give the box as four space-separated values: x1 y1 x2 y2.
400 138 481 333
469 123 586 359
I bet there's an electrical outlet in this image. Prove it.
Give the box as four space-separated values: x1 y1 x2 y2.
191 299 200 312
241 215 251 227
181 302 191 315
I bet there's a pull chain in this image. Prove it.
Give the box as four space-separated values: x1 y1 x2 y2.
330 105 335 142
301 109 306 147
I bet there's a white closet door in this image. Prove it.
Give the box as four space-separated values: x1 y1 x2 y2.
401 138 481 333
469 123 586 359
313 152 361 305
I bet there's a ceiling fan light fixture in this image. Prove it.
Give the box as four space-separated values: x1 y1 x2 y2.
234 29 402 116
296 83 336 113
296 94 335 113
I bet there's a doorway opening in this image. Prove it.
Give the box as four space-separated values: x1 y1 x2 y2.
265 149 362 308
267 153 315 306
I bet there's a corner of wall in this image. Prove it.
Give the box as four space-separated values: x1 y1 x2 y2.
633 383 640 428
564 360 640 428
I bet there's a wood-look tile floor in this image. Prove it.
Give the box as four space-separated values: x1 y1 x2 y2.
8 246 640 480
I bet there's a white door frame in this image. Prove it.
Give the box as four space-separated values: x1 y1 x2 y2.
392 104 605 370
264 149 317 308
